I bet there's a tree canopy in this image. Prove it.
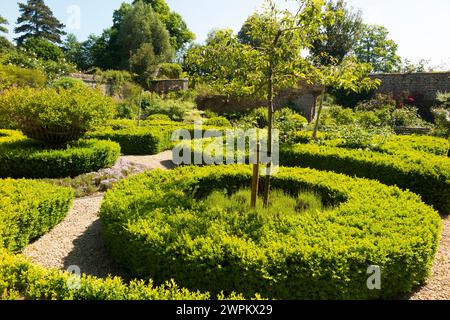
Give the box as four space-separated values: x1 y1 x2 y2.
135 0 195 50
354 24 401 73
14 0 66 45
0 15 8 34
310 0 363 65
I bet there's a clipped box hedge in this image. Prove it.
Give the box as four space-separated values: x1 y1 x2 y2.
0 179 210 300
279 143 450 213
0 179 74 253
186 133 450 213
0 131 120 179
100 165 442 300
88 121 227 155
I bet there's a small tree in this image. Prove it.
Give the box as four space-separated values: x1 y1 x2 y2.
185 0 378 206
15 0 66 45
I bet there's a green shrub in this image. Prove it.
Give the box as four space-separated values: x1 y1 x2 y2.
204 116 232 128
141 93 195 122
432 92 450 138
157 63 183 79
86 127 172 156
21 38 65 62
50 76 86 89
392 106 432 128
100 165 441 299
0 179 74 253
0 65 47 91
0 86 115 145
146 114 172 122
0 137 120 179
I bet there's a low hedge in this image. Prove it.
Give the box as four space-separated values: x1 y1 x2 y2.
279 144 450 213
0 179 74 253
100 165 442 299
86 127 173 156
0 135 121 179
0 179 211 300
88 122 227 155
185 133 450 213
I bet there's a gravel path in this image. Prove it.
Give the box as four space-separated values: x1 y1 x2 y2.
22 151 449 299
23 152 175 280
408 214 450 300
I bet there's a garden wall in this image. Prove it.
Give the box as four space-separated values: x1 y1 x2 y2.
371 72 450 101
371 72 450 119
196 90 318 121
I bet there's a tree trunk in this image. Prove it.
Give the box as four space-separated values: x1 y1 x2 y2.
312 92 325 140
263 67 274 208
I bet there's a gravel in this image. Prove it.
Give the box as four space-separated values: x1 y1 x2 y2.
407 214 450 300
22 152 176 280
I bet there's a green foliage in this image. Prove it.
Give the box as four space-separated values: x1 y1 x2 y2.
135 0 195 51
0 15 8 34
280 142 450 213
0 179 73 253
354 24 401 73
100 165 441 299
86 127 173 155
50 76 86 89
0 86 115 144
117 1 174 71
1 47 75 80
146 114 172 122
157 62 183 79
0 176 209 300
203 117 232 128
392 106 432 128
15 0 66 45
0 64 47 91
21 37 65 61
0 133 120 178
310 0 363 65
141 93 195 121
205 188 326 217
432 92 450 138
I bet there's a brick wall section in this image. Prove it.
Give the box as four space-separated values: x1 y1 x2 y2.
371 72 450 101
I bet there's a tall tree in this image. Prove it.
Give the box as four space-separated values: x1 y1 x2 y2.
117 0 174 70
310 0 363 65
135 0 195 51
354 24 400 73
14 0 66 45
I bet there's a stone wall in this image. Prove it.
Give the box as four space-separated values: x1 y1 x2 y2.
148 79 189 94
370 72 450 120
371 72 450 101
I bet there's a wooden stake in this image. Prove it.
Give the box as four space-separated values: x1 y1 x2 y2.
251 141 261 208
137 90 143 127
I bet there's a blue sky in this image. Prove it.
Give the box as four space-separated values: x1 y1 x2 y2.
1 0 449 69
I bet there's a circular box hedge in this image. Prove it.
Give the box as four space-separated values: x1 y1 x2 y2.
100 165 442 300
0 130 121 179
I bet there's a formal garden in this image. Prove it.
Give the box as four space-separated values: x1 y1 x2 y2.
0 0 449 301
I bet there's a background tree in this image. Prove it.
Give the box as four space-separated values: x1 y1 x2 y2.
0 14 13 52
136 0 195 51
15 0 66 45
354 24 400 73
0 14 8 34
63 34 85 70
116 0 174 71
310 0 363 65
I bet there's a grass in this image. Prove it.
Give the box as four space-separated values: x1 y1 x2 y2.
204 188 327 217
